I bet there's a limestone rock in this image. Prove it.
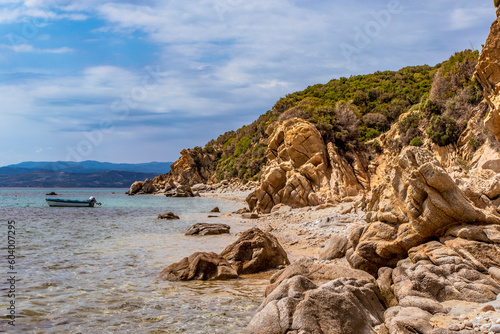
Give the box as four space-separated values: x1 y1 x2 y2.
164 185 198 198
347 146 500 276
265 258 375 296
319 235 349 261
185 223 230 236
220 227 289 274
246 275 385 334
157 252 238 281
157 212 180 220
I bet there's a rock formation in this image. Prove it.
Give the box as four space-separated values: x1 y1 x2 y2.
247 118 370 213
185 223 230 236
246 275 385 334
157 212 180 220
220 227 289 274
157 252 238 281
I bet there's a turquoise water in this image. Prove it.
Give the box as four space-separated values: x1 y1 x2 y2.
0 188 266 333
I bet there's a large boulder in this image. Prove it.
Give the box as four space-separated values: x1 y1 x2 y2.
220 227 289 274
128 181 143 195
265 258 375 296
246 275 385 334
164 185 198 197
157 252 238 281
158 212 180 220
185 223 230 236
347 146 500 276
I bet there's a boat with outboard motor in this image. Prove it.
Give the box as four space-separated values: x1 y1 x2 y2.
45 196 101 207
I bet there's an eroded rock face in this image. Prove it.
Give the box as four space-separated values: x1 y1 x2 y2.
475 7 500 142
248 118 370 213
246 275 385 334
128 181 143 195
347 146 500 276
157 252 238 281
220 227 289 274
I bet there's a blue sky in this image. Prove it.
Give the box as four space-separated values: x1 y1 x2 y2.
0 0 496 165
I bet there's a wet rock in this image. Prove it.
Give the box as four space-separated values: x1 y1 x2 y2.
157 252 238 281
246 275 385 334
157 212 180 220
185 223 230 236
220 228 289 275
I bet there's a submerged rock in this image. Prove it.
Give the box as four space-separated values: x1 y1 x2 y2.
157 212 180 220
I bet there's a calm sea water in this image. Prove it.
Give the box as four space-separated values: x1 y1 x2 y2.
0 188 267 333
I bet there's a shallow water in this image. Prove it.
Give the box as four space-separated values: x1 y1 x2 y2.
1 188 266 333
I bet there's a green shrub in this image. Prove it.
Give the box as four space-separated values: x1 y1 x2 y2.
426 115 459 146
410 137 423 147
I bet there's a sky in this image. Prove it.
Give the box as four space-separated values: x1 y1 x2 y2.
0 0 496 166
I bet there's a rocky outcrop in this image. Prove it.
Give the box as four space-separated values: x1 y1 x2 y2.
164 185 199 197
347 146 500 276
246 275 385 334
247 118 370 213
185 223 230 236
475 6 500 142
318 235 349 261
128 181 143 195
157 252 238 281
220 227 289 274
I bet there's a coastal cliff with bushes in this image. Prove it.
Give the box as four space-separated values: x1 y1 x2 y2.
137 3 500 333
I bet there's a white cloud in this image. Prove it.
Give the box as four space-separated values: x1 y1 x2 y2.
0 43 74 53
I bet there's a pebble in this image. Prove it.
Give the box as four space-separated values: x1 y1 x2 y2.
491 324 500 333
483 305 496 312
448 324 461 331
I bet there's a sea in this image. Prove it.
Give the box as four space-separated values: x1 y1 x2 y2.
0 188 269 334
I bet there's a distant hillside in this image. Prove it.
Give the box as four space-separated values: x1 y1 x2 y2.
0 161 173 175
0 170 159 188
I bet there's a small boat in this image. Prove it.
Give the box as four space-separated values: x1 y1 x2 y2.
46 196 101 207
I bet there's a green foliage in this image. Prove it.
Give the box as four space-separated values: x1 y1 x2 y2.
234 136 251 157
410 137 423 147
398 112 423 135
426 115 459 146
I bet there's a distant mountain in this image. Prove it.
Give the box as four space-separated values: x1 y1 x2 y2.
0 170 160 188
0 160 173 175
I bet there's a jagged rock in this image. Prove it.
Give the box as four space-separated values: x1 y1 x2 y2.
220 227 289 274
157 212 180 220
191 183 207 192
142 178 156 194
128 181 143 195
475 7 500 143
265 258 375 296
157 252 238 281
249 118 330 213
377 267 398 308
347 146 500 276
246 275 385 334
318 235 349 260
185 223 230 236
210 207 220 213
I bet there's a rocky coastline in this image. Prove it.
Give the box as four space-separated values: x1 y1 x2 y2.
128 4 500 333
